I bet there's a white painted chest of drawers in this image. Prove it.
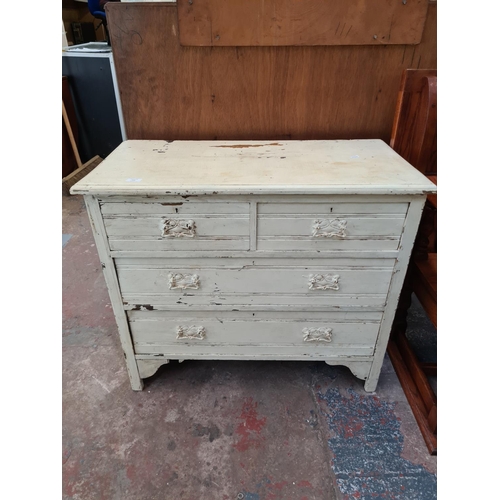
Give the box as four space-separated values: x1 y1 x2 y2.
71 139 436 391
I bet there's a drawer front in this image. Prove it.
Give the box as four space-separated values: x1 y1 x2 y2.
101 201 251 216
116 257 395 309
128 310 382 357
102 201 250 252
257 202 407 251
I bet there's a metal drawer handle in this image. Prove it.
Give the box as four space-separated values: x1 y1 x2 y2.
168 273 200 290
303 327 333 343
308 273 340 291
176 326 206 340
162 218 196 238
312 218 347 238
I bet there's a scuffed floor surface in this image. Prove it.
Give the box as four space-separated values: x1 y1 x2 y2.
63 194 437 500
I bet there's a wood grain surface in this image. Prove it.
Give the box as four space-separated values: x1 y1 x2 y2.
106 2 436 142
390 69 437 174
177 0 429 46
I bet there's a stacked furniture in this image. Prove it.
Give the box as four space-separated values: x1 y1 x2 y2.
388 69 437 454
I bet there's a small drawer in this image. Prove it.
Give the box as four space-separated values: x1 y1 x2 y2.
103 203 250 252
257 202 407 251
127 310 382 357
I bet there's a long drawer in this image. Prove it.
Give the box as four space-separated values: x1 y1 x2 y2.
116 257 395 309
128 310 382 357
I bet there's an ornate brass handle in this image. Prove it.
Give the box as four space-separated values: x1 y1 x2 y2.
308 274 340 291
176 326 206 340
312 219 347 238
162 219 196 238
168 273 200 290
303 327 333 342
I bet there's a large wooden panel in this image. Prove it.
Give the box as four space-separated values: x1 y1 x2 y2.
106 2 436 142
177 0 429 47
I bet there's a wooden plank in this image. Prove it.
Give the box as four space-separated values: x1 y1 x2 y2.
426 175 437 209
62 76 79 178
105 2 436 143
413 253 437 328
177 0 429 46
388 339 437 455
414 253 437 300
427 404 437 434
390 69 437 175
395 331 436 414
413 281 437 329
422 362 437 377
417 76 437 173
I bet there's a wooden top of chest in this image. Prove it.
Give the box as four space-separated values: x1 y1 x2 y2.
70 140 437 196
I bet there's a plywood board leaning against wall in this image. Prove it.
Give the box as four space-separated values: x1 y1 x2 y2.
106 1 436 142
177 0 429 46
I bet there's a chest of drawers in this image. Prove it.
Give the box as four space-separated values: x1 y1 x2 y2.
71 139 436 391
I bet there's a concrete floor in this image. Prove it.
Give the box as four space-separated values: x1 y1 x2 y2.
63 194 437 500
